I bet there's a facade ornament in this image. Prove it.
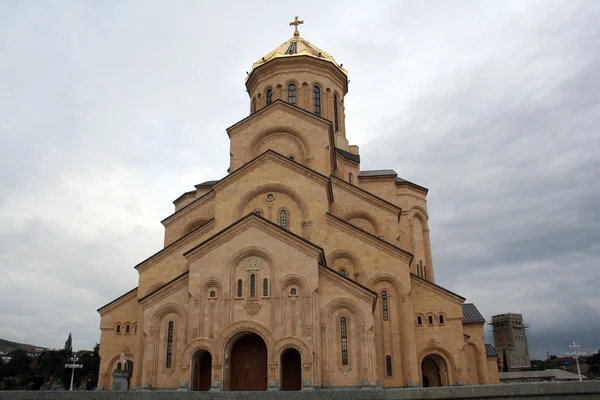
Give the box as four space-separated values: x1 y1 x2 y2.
244 301 262 316
289 16 304 37
245 257 262 271
427 338 439 347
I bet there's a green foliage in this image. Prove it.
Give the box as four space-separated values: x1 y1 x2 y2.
586 349 600 377
528 358 563 371
63 334 72 354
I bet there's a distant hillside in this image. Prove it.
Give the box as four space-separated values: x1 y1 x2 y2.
0 338 45 353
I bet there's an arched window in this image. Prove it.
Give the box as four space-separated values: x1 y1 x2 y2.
125 324 130 334
417 316 423 326
266 89 272 105
348 173 354 184
166 321 174 368
339 268 346 277
289 155 295 161
263 278 269 297
237 279 243 297
313 86 321 115
290 288 297 295
250 274 256 297
209 290 216 298
288 84 296 105
386 355 393 376
333 94 339 132
439 315 444 324
340 317 348 365
428 315 433 325
116 324 121 334
382 290 389 321
280 210 287 229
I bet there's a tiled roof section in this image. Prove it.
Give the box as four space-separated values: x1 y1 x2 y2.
359 169 397 177
195 180 220 187
336 148 360 163
395 177 406 183
462 303 486 323
485 344 498 357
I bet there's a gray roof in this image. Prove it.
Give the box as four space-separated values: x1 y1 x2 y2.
485 344 498 357
395 177 406 183
336 148 360 163
359 169 397 177
462 303 486 323
195 180 220 187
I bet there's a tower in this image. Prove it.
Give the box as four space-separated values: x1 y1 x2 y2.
490 313 531 371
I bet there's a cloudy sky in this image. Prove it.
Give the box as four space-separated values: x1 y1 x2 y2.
0 1 598 359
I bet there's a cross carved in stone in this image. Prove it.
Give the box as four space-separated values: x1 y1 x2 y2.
289 16 304 37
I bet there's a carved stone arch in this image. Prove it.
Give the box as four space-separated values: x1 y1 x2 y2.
233 183 310 223
226 246 277 300
323 298 365 323
275 336 311 362
327 249 362 279
216 320 277 364
180 337 216 369
343 210 380 236
182 218 210 236
151 302 188 328
145 282 165 296
418 346 458 384
365 273 404 294
195 276 225 297
248 125 311 162
409 206 429 223
279 273 311 295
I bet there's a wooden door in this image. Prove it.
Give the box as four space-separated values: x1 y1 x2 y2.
281 348 302 391
230 334 268 391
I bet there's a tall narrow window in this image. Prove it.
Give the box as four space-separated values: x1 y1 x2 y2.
313 86 321 115
349 173 354 184
340 317 348 365
417 316 423 326
263 278 269 297
266 89 272 105
439 315 444 324
333 94 339 132
116 324 121 334
250 274 256 297
166 321 174 368
237 279 243 297
428 315 433 325
288 84 296 105
386 355 393 376
382 290 389 321
280 210 287 229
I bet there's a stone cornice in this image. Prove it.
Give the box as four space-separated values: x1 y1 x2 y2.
172 190 196 206
134 219 216 273
183 213 324 264
410 274 465 304
161 190 215 226
319 266 377 306
97 287 138 315
139 271 189 307
246 56 348 95
330 175 402 218
326 213 413 264
213 150 334 204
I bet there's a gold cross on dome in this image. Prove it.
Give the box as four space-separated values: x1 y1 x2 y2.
289 16 304 37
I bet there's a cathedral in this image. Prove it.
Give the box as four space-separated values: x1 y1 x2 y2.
97 18 500 391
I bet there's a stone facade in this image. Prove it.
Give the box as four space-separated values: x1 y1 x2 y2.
97 26 499 391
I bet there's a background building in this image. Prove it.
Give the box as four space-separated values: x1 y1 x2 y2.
490 313 530 371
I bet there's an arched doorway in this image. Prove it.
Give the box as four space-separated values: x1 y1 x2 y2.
421 354 449 387
280 348 301 391
191 350 212 391
229 333 268 391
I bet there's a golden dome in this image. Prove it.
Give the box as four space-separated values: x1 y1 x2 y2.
247 18 347 79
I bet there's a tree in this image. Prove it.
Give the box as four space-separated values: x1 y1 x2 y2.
78 344 100 390
4 350 31 377
586 349 600 377
64 333 72 353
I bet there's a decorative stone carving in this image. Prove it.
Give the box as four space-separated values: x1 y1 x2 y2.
245 257 262 271
427 338 439 346
244 301 262 315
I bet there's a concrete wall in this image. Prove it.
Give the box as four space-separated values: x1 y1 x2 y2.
2 381 600 400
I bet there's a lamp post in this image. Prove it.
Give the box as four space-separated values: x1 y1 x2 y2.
65 353 83 391
566 342 586 381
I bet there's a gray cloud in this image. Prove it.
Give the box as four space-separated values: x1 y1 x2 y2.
0 0 598 358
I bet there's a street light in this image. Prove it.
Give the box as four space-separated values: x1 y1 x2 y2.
566 342 586 382
65 353 83 391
